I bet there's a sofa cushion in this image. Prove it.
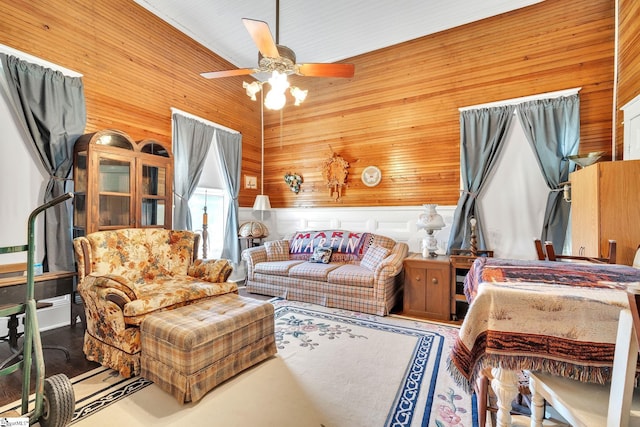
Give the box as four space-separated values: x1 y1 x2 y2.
309 246 332 264
360 244 391 271
265 240 290 262
289 230 373 262
327 264 375 288
123 276 238 325
288 262 343 281
254 260 304 277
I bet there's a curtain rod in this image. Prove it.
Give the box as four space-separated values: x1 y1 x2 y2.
459 87 582 112
0 44 82 77
170 107 240 135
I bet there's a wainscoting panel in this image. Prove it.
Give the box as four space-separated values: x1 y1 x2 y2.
240 205 456 255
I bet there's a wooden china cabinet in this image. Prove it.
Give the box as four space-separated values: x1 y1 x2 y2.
72 129 173 237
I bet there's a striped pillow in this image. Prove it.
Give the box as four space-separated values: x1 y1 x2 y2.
265 240 290 262
360 244 391 271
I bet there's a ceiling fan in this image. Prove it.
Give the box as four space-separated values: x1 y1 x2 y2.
199 18 355 80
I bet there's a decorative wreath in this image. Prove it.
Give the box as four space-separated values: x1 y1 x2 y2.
284 172 303 193
321 152 349 201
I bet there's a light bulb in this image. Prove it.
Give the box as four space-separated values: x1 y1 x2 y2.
264 71 289 110
264 89 286 110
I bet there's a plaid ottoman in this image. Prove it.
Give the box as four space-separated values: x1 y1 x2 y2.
140 294 276 403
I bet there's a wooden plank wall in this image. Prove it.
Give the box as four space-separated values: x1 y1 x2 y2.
1 0 631 211
0 0 262 209
616 0 640 159
263 0 616 208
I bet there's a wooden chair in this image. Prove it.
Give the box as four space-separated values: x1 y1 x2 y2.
534 239 617 264
534 238 546 260
528 286 640 426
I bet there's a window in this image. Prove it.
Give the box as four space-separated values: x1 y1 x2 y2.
188 187 226 259
476 113 548 259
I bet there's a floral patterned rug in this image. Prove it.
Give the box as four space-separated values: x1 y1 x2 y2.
1 299 476 427
270 299 476 427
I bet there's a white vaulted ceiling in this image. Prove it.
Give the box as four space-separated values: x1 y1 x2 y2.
133 0 543 73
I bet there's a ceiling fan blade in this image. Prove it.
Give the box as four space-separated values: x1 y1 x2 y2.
242 18 279 58
296 63 355 78
200 68 257 79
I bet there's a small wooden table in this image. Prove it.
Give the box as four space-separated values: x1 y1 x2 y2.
449 249 493 321
0 271 77 323
239 236 264 251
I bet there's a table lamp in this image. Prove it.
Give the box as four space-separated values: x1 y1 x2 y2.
417 204 445 257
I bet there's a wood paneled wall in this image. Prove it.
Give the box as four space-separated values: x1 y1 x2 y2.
1 0 630 211
263 0 616 208
616 0 640 159
0 0 261 208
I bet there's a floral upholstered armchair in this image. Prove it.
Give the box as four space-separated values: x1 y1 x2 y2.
73 228 237 378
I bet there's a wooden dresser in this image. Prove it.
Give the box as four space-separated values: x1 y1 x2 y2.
570 160 640 265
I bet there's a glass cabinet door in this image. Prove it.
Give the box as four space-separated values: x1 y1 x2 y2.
99 157 133 227
140 162 167 226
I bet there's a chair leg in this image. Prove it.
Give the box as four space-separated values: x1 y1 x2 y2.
6 313 20 353
477 368 498 427
1 310 72 363
477 374 488 427
528 377 545 427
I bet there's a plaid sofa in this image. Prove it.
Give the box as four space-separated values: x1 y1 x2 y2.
243 231 409 316
73 228 237 378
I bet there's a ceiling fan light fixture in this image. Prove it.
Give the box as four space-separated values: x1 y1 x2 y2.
243 81 262 101
290 86 308 106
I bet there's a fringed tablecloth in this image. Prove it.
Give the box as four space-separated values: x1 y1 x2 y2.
448 257 640 393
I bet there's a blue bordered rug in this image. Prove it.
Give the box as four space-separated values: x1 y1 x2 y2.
271 300 476 427
1 300 477 427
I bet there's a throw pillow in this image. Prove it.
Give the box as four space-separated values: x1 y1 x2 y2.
188 259 233 282
309 246 333 264
360 244 391 271
265 240 290 262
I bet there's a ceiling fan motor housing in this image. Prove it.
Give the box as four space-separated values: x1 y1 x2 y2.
258 45 296 74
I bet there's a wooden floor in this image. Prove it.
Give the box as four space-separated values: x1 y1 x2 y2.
0 322 99 407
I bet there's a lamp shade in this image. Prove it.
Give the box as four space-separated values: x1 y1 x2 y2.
253 194 271 211
417 204 445 231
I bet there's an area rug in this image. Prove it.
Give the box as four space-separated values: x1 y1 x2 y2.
2 300 477 427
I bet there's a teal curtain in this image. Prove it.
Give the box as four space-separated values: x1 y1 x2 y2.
172 114 214 230
447 105 515 253
214 130 242 264
1 54 86 271
516 95 580 251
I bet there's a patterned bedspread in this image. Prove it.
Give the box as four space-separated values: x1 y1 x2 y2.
448 257 640 392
